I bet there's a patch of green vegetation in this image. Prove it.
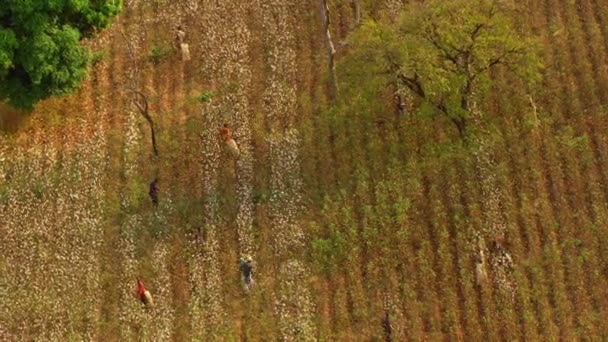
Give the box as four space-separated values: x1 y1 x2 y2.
158 124 181 154
558 125 588 150
31 182 44 200
185 116 202 135
122 176 147 213
90 48 109 66
148 216 170 239
312 231 347 273
0 185 9 205
149 41 173 65
197 90 215 103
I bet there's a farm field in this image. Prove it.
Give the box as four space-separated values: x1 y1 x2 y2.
2 0 608 340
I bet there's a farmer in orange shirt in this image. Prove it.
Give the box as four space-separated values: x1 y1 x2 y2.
219 123 232 141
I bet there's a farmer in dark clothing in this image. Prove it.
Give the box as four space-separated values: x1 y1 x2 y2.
381 310 393 342
149 178 159 206
239 256 254 292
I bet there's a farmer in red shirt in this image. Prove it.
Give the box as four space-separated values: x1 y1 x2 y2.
137 279 153 306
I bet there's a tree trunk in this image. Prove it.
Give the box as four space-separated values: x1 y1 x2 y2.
353 0 361 26
119 32 159 157
148 116 158 156
451 116 467 139
130 89 159 157
321 0 338 98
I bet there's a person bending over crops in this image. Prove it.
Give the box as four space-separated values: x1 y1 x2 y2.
149 178 159 206
494 234 513 268
175 25 190 61
220 123 240 158
137 279 153 307
239 256 254 293
475 238 488 286
219 123 232 140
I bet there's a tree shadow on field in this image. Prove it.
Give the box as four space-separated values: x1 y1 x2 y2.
0 103 30 133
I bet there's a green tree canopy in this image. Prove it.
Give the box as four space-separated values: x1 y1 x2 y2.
0 0 122 108
344 0 542 137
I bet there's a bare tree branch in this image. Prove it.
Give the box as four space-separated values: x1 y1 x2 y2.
353 0 361 26
468 23 485 49
119 31 159 157
124 87 159 157
398 73 426 99
322 0 339 98
422 24 463 70
471 46 524 81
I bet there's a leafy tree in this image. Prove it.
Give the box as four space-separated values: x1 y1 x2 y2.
0 1 122 108
345 0 541 137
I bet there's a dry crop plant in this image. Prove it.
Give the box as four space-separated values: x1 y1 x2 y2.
135 2 179 339
262 0 317 339
227 9 256 269
573 1 608 330
115 2 178 339
493 1 603 335
117 3 151 337
191 99 226 338
474 139 517 300
444 158 487 340
201 0 257 273
503 3 580 337
185 2 221 339
0 141 60 339
489 34 564 335
116 92 177 339
116 79 150 339
69 119 108 339
9 0 608 339
0 115 107 340
150 242 175 340
540 1 608 336
178 2 262 339
268 133 317 340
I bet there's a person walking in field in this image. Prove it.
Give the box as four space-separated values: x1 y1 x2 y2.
175 25 190 61
220 123 240 158
381 310 393 342
149 178 159 206
239 256 254 293
475 239 488 287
